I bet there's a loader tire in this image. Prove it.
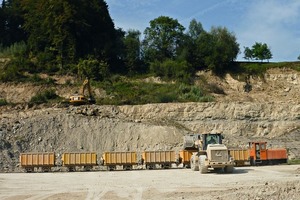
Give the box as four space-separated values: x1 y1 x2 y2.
199 155 208 174
190 155 199 171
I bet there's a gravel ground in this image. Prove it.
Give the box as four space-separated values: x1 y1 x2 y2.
0 165 299 200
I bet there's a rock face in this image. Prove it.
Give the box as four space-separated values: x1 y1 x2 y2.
1 102 299 172
0 68 300 172
119 102 300 137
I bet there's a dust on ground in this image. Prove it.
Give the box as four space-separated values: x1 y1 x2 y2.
0 165 299 200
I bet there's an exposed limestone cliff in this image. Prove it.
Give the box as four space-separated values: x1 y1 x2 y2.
1 68 300 171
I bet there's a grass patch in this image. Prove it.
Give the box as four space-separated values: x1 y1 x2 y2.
29 89 60 104
97 79 214 105
27 74 56 85
226 61 300 82
288 159 300 165
229 61 300 76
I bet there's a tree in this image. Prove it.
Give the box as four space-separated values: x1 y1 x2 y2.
77 57 109 81
244 42 272 62
182 19 205 70
198 26 240 73
243 47 253 60
187 19 204 41
123 29 143 74
21 0 119 72
0 0 27 47
252 42 272 62
142 16 185 63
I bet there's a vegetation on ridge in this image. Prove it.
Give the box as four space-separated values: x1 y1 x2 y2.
0 0 299 105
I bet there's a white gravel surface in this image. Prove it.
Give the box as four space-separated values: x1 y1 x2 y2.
0 165 299 200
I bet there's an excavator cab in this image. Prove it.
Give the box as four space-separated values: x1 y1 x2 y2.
69 78 95 105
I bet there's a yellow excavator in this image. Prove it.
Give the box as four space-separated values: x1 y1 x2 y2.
69 78 96 105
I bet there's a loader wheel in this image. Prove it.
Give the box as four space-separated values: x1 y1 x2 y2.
224 165 234 173
190 155 199 171
199 155 208 174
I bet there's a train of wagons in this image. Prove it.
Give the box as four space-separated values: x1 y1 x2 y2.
20 151 181 172
19 141 288 172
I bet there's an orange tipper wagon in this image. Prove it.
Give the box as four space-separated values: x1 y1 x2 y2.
102 151 137 170
62 152 97 171
142 151 176 169
19 152 55 172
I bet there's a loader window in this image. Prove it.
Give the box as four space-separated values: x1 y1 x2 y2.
207 135 217 144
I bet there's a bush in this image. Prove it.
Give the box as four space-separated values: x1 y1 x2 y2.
157 93 177 103
29 89 59 104
206 83 225 94
150 59 194 83
0 63 26 82
28 74 56 85
0 99 8 106
0 41 27 58
77 58 109 81
179 85 201 102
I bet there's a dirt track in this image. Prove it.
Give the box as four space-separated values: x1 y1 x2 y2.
0 165 299 200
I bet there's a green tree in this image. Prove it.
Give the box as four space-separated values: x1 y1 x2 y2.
77 57 109 81
187 19 204 40
252 42 272 62
244 42 272 62
184 19 205 70
21 0 118 72
198 26 239 73
142 16 185 63
243 46 253 60
123 29 143 74
0 2 6 46
0 0 27 47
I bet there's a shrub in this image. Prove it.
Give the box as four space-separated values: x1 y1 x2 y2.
29 89 59 104
150 59 194 83
0 63 25 82
206 83 225 94
0 99 8 106
0 41 27 58
157 93 177 103
28 74 56 85
179 84 204 101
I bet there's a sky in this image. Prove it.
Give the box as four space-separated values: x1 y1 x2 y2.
106 0 300 62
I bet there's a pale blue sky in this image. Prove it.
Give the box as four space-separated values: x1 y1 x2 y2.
106 0 300 62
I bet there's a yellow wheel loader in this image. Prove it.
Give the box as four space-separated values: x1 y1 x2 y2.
184 133 234 174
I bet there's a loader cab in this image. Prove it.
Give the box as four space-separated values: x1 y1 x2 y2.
202 133 223 150
182 133 224 151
